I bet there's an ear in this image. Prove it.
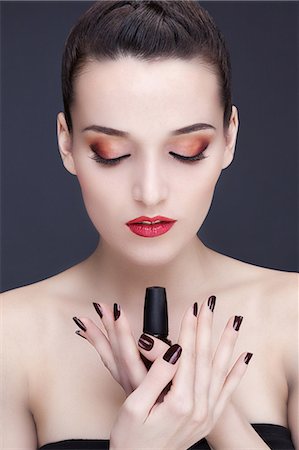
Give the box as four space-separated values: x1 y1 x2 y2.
221 105 239 170
57 112 77 175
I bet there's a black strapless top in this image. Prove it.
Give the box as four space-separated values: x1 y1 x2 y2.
39 424 294 449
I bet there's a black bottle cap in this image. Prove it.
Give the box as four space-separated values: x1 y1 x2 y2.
143 286 168 337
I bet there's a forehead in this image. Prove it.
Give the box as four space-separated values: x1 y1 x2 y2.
72 56 222 134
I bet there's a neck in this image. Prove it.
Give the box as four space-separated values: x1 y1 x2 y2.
83 235 215 314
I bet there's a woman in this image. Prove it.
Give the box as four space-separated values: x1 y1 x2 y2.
1 1 297 449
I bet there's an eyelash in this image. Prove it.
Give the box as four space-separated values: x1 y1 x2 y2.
89 146 209 166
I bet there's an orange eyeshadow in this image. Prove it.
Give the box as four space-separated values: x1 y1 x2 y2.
88 134 212 159
88 141 123 159
167 136 211 157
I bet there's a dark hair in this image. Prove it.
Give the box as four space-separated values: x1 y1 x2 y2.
62 0 232 133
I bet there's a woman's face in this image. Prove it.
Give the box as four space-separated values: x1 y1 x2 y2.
58 56 238 266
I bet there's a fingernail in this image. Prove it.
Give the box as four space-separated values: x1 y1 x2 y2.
75 330 87 340
193 302 198 317
208 295 216 312
163 344 182 364
113 303 121 321
73 316 87 331
244 352 253 364
93 302 103 318
138 333 154 351
233 315 243 331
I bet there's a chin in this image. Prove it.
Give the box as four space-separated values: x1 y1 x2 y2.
128 251 178 268
109 237 183 268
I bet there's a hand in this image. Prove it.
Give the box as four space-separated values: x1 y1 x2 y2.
73 297 253 449
73 302 148 395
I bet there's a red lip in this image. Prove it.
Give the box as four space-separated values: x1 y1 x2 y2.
126 216 177 238
126 215 176 225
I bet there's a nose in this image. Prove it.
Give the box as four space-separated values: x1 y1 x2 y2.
132 155 168 206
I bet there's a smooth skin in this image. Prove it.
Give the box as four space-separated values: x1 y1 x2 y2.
1 56 298 450
75 298 258 449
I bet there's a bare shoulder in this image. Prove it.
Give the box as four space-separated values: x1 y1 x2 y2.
0 267 124 441
1 272 63 325
1 260 86 312
251 264 298 314
0 285 41 450
259 267 299 396
214 251 298 327
0 264 84 354
221 255 298 383
258 266 298 344
260 267 299 386
1 281 46 340
215 251 298 304
0 278 60 429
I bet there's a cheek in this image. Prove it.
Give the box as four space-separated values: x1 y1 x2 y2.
177 159 221 205
176 162 222 231
198 164 222 208
75 163 126 233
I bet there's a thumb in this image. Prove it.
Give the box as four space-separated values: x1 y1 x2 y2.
126 344 182 419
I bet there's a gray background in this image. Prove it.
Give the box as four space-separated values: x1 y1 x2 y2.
1 1 298 293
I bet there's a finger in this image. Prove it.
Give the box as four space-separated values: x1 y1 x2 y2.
214 352 253 422
169 303 197 406
138 333 170 360
93 302 131 391
73 316 120 383
208 315 243 407
194 295 216 408
114 304 148 389
93 302 119 352
125 344 182 421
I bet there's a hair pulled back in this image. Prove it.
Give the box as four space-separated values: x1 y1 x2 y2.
62 0 232 132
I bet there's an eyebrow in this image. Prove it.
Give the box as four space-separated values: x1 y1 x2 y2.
81 122 216 137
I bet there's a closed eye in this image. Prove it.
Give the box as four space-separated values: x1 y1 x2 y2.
169 147 209 163
89 146 209 166
89 152 130 165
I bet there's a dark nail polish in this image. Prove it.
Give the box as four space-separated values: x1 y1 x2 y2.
93 302 103 318
113 303 121 321
233 315 243 331
244 352 253 364
163 344 182 364
138 333 154 351
73 316 87 331
208 295 216 312
193 302 198 317
75 330 87 340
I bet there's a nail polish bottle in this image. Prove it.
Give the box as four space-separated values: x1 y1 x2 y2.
141 286 172 370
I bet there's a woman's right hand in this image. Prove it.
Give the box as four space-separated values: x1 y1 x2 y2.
107 297 252 450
